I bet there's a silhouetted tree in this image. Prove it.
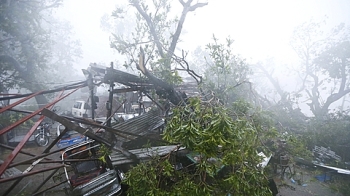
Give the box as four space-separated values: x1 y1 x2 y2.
0 0 82 105
291 20 350 119
108 0 207 82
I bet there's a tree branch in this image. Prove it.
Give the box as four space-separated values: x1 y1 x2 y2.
178 0 186 6
137 47 184 106
256 63 287 102
39 0 62 11
167 1 207 60
0 55 22 71
322 88 350 115
188 2 208 11
131 0 166 58
172 50 202 85
338 58 347 93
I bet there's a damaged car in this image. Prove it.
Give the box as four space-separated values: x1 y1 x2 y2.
61 140 125 196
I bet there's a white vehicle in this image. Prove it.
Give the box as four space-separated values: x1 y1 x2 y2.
72 101 91 118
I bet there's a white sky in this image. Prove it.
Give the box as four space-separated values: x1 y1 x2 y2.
57 0 350 69
56 0 350 115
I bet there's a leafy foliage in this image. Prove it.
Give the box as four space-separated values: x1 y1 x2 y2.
109 0 178 70
107 0 207 83
202 35 252 104
304 112 350 162
98 143 112 163
0 111 34 129
125 98 275 195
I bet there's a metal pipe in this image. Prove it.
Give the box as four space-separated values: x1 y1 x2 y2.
0 91 43 113
106 62 114 128
9 145 70 168
4 128 71 195
34 158 100 164
0 86 82 136
88 73 95 120
0 165 65 184
42 127 69 154
41 109 112 147
0 87 82 177
0 143 51 159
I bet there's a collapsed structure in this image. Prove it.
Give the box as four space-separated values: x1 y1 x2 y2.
0 61 199 195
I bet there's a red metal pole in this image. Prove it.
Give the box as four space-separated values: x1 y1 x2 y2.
0 91 43 114
0 143 51 160
0 86 80 136
0 87 82 177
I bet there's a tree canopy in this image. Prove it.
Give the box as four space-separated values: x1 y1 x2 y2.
255 19 350 122
126 97 275 195
108 0 207 82
290 20 350 119
0 0 82 105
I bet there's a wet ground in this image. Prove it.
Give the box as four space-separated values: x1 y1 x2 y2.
0 143 66 196
274 165 346 196
1 143 348 196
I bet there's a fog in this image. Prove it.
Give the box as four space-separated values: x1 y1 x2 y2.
2 1 350 194
54 0 350 116
57 0 350 67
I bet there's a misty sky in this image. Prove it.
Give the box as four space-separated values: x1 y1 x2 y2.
57 0 350 70
53 0 350 115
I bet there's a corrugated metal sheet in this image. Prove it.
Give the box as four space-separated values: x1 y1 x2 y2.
104 68 150 86
110 145 183 166
112 109 164 142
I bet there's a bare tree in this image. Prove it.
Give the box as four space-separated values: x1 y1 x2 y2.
291 20 350 119
109 0 207 72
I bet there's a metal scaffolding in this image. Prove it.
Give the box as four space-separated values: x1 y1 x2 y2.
0 64 187 195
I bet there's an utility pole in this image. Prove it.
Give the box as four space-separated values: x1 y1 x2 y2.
106 62 114 127
88 73 95 120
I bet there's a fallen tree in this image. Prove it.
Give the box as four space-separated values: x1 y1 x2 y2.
125 97 276 195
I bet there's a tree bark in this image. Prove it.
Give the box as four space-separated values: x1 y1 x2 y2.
138 47 184 106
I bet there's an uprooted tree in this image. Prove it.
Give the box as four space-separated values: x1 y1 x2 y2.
106 1 281 195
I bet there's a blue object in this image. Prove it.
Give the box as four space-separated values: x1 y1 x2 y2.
290 178 295 183
315 174 331 182
57 131 87 149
